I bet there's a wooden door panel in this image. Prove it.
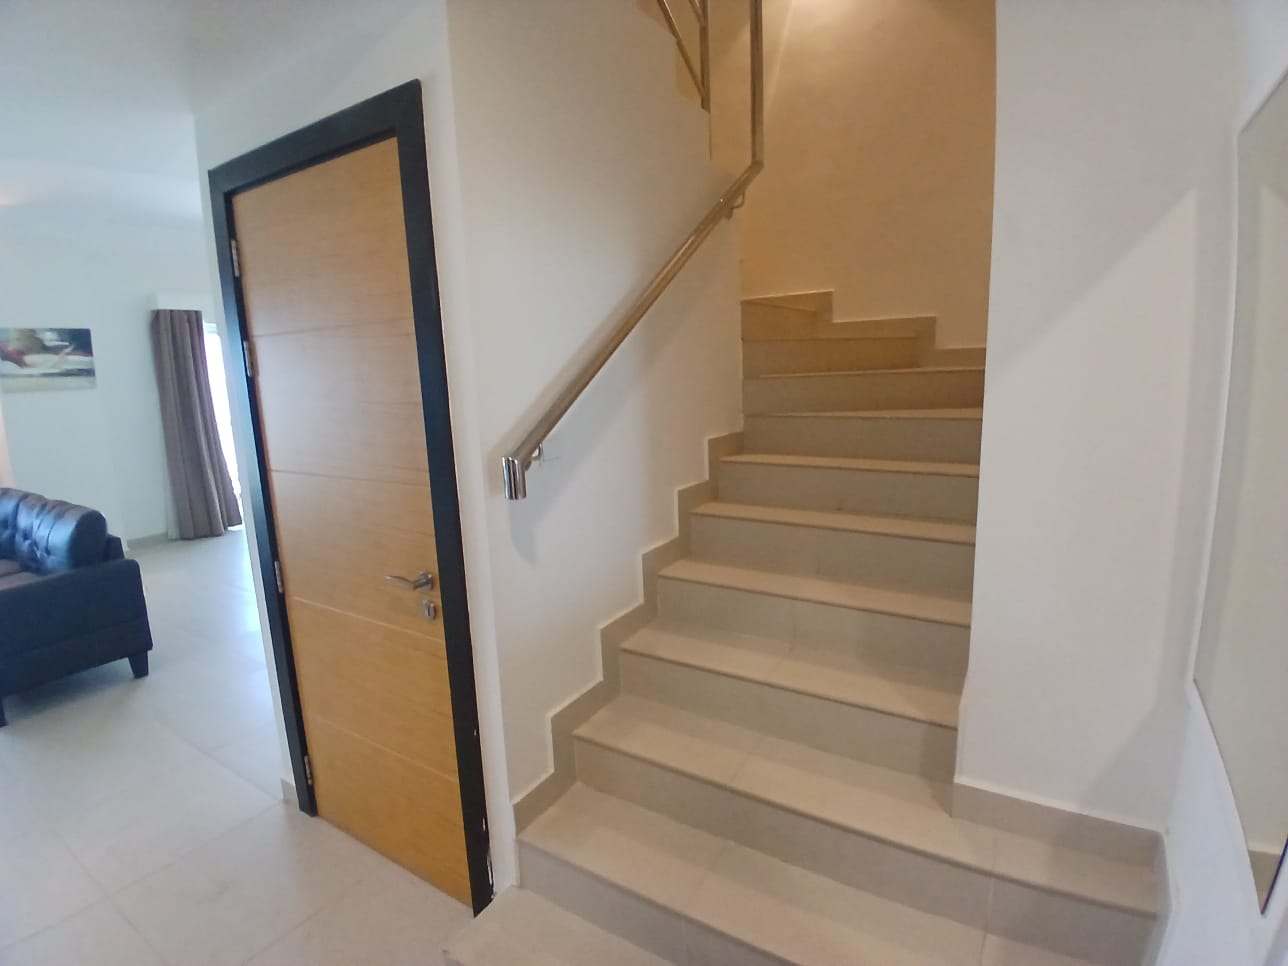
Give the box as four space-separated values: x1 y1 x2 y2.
252 328 429 483
288 600 457 777
252 327 423 408
233 146 413 339
232 136 471 902
304 715 471 904
270 472 443 636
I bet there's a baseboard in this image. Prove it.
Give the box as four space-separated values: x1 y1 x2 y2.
951 779 1161 865
511 429 743 832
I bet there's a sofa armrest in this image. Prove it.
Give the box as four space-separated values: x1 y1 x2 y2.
0 558 148 652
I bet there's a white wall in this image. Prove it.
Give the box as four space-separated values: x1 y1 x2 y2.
1157 3 1288 962
191 0 743 890
0 398 11 486
962 0 1236 830
0 211 209 540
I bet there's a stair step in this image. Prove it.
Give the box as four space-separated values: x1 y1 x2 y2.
621 621 963 726
720 452 980 521
444 888 669 966
521 783 988 965
657 561 970 676
690 502 975 598
525 772 1153 965
742 335 920 376
618 622 960 777
693 501 976 543
745 408 983 462
742 308 935 342
744 366 985 414
659 557 971 626
576 696 1155 914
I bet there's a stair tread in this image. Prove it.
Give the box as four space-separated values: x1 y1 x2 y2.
725 451 981 477
659 558 973 627
754 406 984 420
748 365 985 380
524 783 990 965
620 620 963 726
445 887 669 966
570 697 1157 916
693 501 977 545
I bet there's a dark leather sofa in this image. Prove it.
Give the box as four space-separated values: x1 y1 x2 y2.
0 488 153 725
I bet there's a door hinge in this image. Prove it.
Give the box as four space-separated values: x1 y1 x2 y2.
243 340 255 379
486 852 494 888
303 753 314 786
230 238 241 277
273 560 284 594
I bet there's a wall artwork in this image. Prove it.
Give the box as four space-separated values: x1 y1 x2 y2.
0 328 97 392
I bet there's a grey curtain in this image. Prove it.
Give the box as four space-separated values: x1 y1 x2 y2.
151 309 242 539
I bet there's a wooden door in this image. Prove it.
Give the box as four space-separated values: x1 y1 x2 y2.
231 138 471 904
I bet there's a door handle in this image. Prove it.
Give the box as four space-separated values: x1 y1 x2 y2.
385 571 435 591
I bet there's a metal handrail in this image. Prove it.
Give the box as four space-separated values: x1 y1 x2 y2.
501 0 764 500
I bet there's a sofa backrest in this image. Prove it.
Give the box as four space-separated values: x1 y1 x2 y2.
0 489 109 575
0 488 22 560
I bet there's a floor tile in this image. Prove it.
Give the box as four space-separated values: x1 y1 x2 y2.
0 901 164 966
980 933 1100 966
54 756 275 892
206 722 287 798
113 805 383 966
0 829 104 948
246 861 470 966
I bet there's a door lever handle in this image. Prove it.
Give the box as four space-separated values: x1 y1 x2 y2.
385 571 435 591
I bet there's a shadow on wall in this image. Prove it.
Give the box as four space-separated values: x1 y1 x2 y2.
962 0 1235 829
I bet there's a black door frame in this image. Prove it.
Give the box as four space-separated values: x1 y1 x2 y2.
208 80 492 915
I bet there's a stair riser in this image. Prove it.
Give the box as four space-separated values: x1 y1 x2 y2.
519 843 792 966
744 369 984 414
741 301 819 341
690 515 975 599
573 741 988 927
656 576 970 675
742 337 919 376
720 461 979 522
619 652 957 779
744 414 982 463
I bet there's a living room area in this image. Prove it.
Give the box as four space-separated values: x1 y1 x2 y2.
0 3 476 960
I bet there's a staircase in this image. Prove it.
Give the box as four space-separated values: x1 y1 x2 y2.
448 297 1160 966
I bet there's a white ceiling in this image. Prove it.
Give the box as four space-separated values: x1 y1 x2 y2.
0 0 415 225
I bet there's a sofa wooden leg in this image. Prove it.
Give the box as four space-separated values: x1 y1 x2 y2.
128 652 150 679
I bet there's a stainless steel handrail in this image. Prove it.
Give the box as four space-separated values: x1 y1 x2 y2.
501 0 764 501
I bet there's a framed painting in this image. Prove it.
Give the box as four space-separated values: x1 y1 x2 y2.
0 328 97 391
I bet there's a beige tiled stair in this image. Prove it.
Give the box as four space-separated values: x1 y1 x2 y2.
454 296 1158 965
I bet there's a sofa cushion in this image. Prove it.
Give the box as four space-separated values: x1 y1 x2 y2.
11 493 108 575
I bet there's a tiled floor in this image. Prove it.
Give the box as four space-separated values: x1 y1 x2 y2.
0 531 471 965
